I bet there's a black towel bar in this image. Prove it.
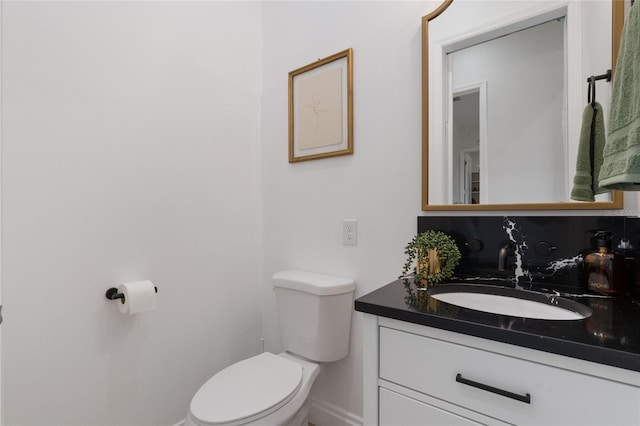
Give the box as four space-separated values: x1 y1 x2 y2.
587 69 612 83
587 70 612 105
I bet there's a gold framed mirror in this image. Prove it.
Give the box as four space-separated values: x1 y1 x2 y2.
422 0 625 211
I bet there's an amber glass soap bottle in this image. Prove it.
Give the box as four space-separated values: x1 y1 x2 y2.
584 231 628 295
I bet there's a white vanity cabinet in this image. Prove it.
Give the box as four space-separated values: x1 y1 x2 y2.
363 315 640 426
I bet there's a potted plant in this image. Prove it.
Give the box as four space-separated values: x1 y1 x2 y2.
401 230 461 288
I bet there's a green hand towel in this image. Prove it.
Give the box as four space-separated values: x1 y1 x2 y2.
571 102 606 201
598 2 640 190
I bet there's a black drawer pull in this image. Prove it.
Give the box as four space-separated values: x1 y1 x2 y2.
456 373 531 404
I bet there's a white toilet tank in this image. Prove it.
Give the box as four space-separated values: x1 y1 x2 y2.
272 270 356 362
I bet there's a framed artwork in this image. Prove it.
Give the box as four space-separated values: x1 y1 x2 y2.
288 48 353 163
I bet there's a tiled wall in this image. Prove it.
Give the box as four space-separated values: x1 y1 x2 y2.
417 216 640 293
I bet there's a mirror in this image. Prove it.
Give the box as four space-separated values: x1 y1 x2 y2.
422 0 625 211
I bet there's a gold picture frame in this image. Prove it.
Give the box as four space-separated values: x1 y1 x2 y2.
288 48 353 163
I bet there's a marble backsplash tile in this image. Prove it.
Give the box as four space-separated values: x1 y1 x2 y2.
417 216 640 293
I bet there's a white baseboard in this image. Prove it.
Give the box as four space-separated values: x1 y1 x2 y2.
309 397 363 426
174 399 362 426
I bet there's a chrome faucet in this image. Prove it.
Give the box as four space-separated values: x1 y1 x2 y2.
498 242 515 271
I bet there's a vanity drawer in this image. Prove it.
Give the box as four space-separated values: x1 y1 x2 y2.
379 387 483 426
380 326 640 425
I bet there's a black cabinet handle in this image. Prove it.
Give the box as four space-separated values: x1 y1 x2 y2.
456 373 531 404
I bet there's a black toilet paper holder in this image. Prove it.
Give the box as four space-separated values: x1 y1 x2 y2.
105 286 158 304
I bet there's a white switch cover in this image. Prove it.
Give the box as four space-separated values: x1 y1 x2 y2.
343 220 357 246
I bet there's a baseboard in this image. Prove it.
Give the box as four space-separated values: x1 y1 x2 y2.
309 397 363 426
174 400 361 426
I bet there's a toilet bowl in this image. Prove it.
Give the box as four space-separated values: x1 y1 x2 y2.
185 352 320 426
184 270 355 426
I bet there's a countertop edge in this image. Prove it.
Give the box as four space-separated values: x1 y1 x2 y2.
354 300 640 373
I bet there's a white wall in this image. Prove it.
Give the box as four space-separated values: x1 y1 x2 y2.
261 2 439 423
2 2 263 424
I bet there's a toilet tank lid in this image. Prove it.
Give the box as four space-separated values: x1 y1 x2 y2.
272 270 355 296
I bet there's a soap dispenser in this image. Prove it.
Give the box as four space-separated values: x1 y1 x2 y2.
583 231 628 296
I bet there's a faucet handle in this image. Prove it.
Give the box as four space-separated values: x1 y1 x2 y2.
465 239 483 252
535 241 557 256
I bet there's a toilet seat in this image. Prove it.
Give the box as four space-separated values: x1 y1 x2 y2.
189 352 303 426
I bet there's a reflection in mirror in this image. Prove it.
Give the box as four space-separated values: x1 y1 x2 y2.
450 19 565 205
422 0 624 211
452 90 480 204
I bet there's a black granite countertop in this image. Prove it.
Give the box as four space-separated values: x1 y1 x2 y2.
355 278 640 372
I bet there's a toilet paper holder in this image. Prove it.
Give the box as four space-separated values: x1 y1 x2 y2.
105 286 158 304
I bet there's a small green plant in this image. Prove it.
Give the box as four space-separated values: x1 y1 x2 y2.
401 230 461 287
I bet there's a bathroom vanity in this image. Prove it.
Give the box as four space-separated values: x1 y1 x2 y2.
355 279 640 425
355 280 640 425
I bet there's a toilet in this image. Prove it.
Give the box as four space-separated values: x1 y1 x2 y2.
185 270 356 426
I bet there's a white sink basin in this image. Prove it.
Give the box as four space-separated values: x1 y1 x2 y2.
428 284 592 320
